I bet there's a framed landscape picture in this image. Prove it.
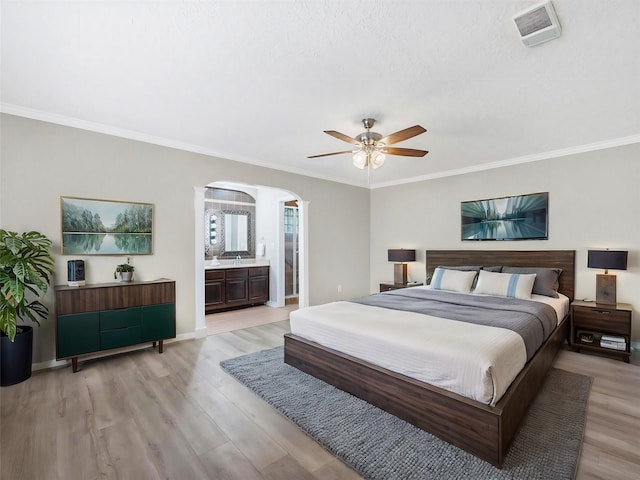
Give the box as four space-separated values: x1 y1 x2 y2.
61 196 153 255
461 192 548 241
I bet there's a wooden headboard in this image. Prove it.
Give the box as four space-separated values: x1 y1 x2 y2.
425 250 576 301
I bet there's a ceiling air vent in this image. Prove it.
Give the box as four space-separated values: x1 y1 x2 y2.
513 1 561 47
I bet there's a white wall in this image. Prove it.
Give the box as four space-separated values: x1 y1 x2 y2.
370 143 640 343
255 186 298 307
1 114 371 364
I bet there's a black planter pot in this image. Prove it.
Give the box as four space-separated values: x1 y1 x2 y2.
1 326 34 386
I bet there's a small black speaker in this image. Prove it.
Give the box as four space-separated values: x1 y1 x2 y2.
67 260 85 286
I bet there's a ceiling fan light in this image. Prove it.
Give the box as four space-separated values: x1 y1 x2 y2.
371 152 385 169
353 151 367 169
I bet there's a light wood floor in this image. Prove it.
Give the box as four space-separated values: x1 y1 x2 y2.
1 318 638 480
205 304 298 335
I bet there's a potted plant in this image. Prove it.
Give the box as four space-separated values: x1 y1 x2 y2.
114 258 135 282
0 230 55 386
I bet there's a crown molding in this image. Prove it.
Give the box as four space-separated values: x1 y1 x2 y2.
3 103 637 191
0 103 367 188
369 134 640 189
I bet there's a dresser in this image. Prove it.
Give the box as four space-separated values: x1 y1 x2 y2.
55 279 176 372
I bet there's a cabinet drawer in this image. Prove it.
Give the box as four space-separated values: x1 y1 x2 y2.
56 288 100 315
206 270 225 281
100 285 145 310
226 268 249 279
249 266 269 277
100 326 142 350
572 306 630 334
100 307 142 331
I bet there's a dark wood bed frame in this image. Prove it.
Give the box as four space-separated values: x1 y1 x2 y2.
284 250 575 467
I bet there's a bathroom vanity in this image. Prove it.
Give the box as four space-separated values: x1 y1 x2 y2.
205 264 269 313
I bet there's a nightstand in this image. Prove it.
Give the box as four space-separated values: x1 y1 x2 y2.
570 300 632 363
379 282 423 292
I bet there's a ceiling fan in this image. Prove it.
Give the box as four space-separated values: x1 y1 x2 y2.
308 118 428 169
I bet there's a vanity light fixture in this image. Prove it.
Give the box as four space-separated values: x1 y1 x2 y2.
587 249 628 305
388 248 416 285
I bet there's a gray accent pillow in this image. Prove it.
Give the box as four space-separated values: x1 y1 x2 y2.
501 267 562 298
481 266 503 273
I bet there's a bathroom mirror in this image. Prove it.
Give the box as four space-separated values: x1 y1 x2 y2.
220 210 252 257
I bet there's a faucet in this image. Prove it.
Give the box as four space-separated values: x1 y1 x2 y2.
235 255 241 265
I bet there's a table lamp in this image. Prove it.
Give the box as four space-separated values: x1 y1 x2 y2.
587 249 627 305
388 249 416 285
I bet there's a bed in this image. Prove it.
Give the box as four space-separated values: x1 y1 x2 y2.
284 250 575 467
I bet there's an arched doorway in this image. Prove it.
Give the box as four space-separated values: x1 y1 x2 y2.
193 182 308 337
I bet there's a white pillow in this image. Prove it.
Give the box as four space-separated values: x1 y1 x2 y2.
474 270 536 299
430 267 477 293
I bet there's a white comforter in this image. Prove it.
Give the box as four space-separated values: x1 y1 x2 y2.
289 290 568 405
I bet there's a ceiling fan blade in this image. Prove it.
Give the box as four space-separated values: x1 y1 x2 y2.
307 150 353 159
382 147 429 157
379 125 427 145
324 130 360 146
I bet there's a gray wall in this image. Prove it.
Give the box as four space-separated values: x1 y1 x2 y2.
1 114 371 364
370 143 640 343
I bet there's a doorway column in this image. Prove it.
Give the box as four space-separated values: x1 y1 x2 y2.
193 186 207 338
298 200 310 308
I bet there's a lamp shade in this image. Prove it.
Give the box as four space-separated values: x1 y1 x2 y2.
587 250 628 271
388 249 416 263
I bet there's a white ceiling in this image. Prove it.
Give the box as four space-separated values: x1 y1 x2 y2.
2 1 639 188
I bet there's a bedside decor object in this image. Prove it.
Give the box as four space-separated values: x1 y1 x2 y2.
67 259 85 287
61 196 153 255
461 192 548 241
587 249 627 305
388 249 416 285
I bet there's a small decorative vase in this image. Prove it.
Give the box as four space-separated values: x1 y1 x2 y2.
120 271 133 282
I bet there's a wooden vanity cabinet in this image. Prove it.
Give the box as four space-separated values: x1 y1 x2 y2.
205 269 225 310
205 266 269 313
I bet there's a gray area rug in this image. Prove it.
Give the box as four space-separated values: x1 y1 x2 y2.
220 346 592 480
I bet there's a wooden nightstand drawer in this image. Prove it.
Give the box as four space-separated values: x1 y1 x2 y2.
572 306 630 334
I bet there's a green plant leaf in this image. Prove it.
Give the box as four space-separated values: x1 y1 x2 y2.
0 229 53 337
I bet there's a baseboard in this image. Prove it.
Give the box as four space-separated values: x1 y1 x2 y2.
194 326 208 339
31 331 198 372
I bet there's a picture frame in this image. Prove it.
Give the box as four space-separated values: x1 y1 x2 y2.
461 192 548 241
61 196 154 255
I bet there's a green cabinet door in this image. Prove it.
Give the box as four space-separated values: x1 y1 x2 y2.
57 312 100 358
141 303 176 342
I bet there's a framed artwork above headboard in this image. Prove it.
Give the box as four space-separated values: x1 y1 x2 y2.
461 192 548 241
